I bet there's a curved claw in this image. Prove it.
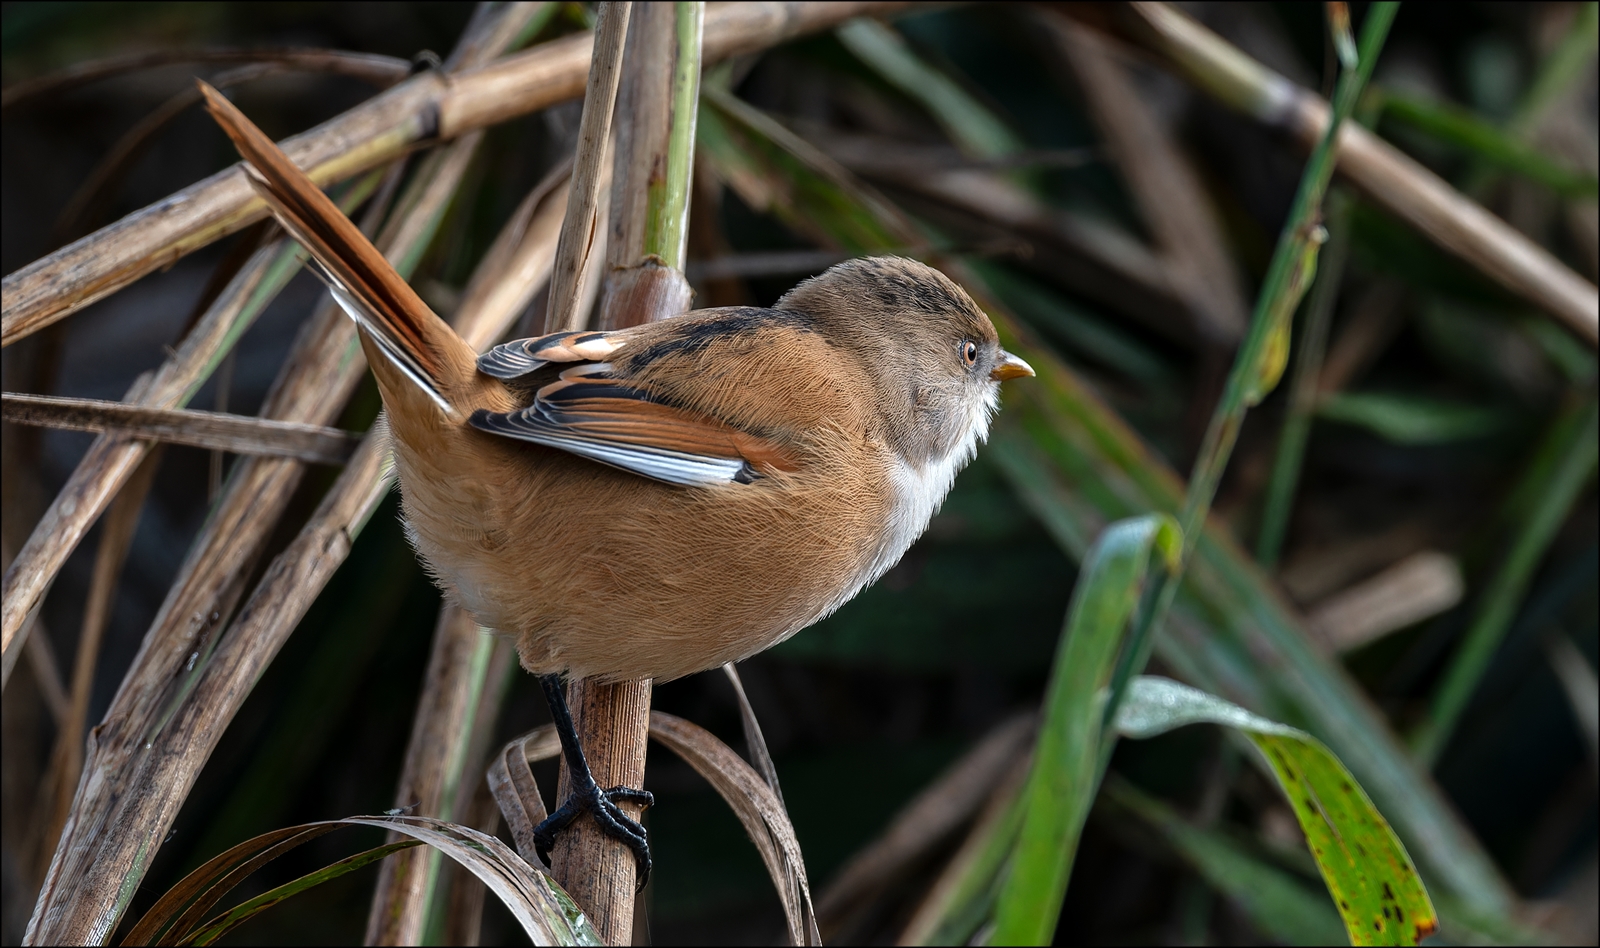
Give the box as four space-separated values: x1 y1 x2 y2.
532 784 655 888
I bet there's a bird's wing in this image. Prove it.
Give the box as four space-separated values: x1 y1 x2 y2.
468 362 797 488
476 330 627 380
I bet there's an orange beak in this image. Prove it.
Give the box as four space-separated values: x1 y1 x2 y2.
990 350 1035 382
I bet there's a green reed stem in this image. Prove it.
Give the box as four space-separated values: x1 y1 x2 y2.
1255 188 1352 567
1101 3 1399 754
641 1 704 268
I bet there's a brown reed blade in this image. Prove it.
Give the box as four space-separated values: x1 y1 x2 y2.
649 711 822 947
1 2 916 350
488 725 563 867
1 394 362 465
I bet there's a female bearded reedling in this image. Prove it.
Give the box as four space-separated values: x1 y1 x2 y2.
200 81 1032 884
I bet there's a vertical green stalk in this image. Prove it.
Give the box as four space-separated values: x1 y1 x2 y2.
642 1 703 268
1411 394 1599 764
1255 189 1353 566
1102 3 1399 752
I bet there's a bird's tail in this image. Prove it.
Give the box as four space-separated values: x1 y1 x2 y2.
198 80 473 417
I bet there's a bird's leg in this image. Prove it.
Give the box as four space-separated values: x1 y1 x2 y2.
533 674 655 887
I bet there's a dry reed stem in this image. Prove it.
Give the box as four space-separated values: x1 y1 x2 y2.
1 394 363 464
815 713 1036 940
546 3 631 333
721 664 784 804
1048 15 1247 347
34 450 160 884
1 1 913 349
1123 2 1600 345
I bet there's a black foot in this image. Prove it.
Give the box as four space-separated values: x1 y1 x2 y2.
535 675 655 888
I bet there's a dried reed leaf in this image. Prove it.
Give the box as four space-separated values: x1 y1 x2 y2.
122 816 595 946
1 1 913 349
721 663 784 805
1 394 362 465
816 712 1035 939
648 711 821 947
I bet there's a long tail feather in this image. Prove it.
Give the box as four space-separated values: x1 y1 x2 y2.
197 80 467 416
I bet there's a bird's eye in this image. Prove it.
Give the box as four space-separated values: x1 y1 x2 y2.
961 340 978 367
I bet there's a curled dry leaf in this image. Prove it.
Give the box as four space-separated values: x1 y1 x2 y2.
648 710 822 947
489 695 821 944
488 724 563 867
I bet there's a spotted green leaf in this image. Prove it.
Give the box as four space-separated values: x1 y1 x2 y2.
1116 677 1439 946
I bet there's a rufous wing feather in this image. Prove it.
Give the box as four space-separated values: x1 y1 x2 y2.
197 80 472 414
469 367 798 487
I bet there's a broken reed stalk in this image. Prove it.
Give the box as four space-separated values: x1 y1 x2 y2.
1121 1 1599 345
0 1 914 350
